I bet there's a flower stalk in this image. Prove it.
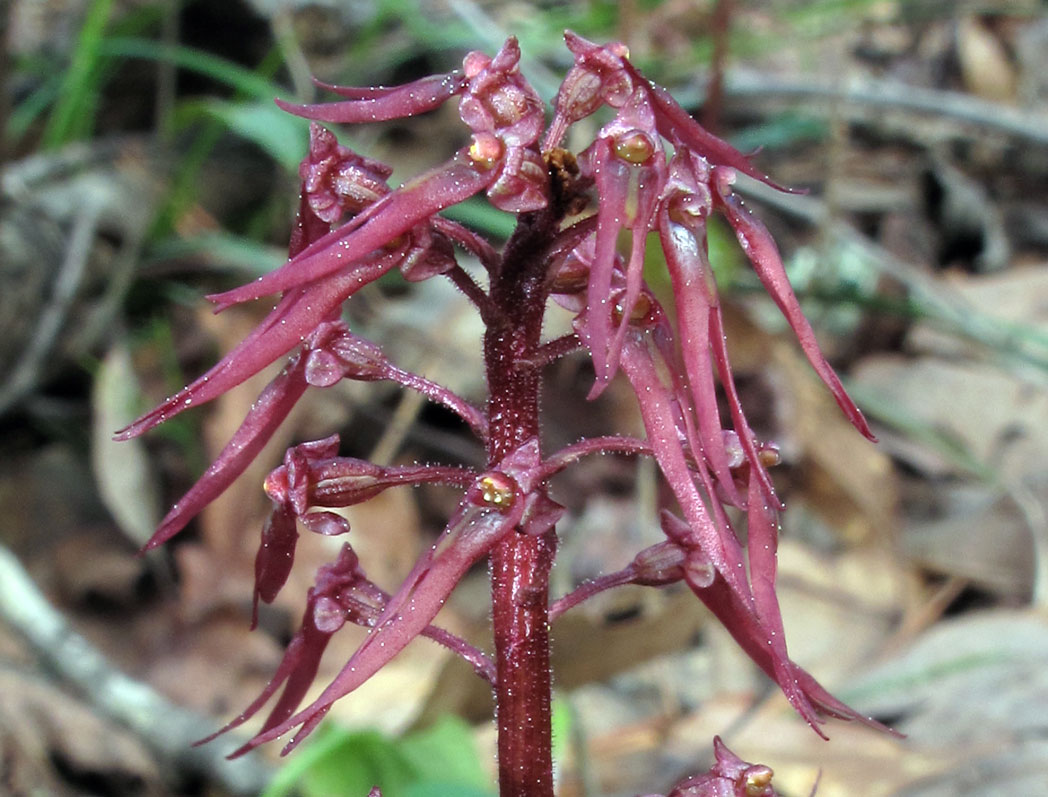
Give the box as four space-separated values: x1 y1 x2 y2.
485 204 566 796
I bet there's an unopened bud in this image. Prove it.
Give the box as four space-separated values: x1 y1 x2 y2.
757 445 781 468
550 256 589 295
328 335 389 381
305 349 345 387
721 430 745 469
632 541 686 586
683 554 715 589
263 466 290 503
665 189 710 227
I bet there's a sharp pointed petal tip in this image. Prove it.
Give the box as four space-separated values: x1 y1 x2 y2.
138 533 168 557
280 734 307 756
586 376 610 402
226 742 254 760
274 97 307 117
204 291 237 311
848 409 876 442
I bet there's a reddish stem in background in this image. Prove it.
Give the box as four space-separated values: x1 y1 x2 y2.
702 0 734 134
485 201 563 797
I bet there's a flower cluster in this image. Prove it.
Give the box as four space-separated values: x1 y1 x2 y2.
119 30 889 784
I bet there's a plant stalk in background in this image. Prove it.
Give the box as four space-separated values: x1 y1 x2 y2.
119 32 891 797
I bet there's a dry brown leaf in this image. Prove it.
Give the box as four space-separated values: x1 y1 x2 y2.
908 265 1048 364
91 342 162 549
854 354 1048 483
957 16 1018 103
902 481 1042 596
0 666 163 796
775 539 909 683
840 609 1048 795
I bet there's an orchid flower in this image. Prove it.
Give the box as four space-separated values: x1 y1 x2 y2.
647 736 777 797
121 31 891 796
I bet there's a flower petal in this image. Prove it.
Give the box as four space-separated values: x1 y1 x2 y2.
658 206 745 507
581 137 630 395
207 157 496 308
631 63 792 192
276 72 467 123
138 353 310 551
116 252 399 440
712 168 874 441
618 330 750 598
243 478 524 754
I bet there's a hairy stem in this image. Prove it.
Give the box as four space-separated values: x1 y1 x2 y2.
485 202 562 797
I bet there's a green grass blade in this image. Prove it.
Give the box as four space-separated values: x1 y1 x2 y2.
98 37 286 101
42 0 114 148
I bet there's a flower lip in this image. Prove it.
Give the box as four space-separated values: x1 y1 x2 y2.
469 133 504 169
613 129 657 165
469 472 519 512
264 467 290 503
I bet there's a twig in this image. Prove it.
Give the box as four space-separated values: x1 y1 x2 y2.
0 202 99 415
678 69 1048 147
0 543 273 795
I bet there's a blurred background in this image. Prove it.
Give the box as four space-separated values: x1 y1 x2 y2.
1 1 1047 795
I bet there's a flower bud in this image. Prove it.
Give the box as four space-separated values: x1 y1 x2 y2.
328 335 390 381
486 148 549 212
631 541 686 586
301 123 392 223
339 584 386 627
683 553 715 589
721 430 746 469
399 231 456 283
549 253 589 296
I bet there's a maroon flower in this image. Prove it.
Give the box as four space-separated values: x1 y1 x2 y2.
643 736 777 797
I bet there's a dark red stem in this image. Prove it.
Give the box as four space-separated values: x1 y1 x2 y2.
485 198 563 797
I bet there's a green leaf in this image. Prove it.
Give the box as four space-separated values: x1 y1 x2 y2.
148 232 286 278
302 731 418 797
441 199 517 240
405 784 495 797
398 716 492 793
264 717 494 797
262 726 416 797
550 694 573 765
197 99 310 171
